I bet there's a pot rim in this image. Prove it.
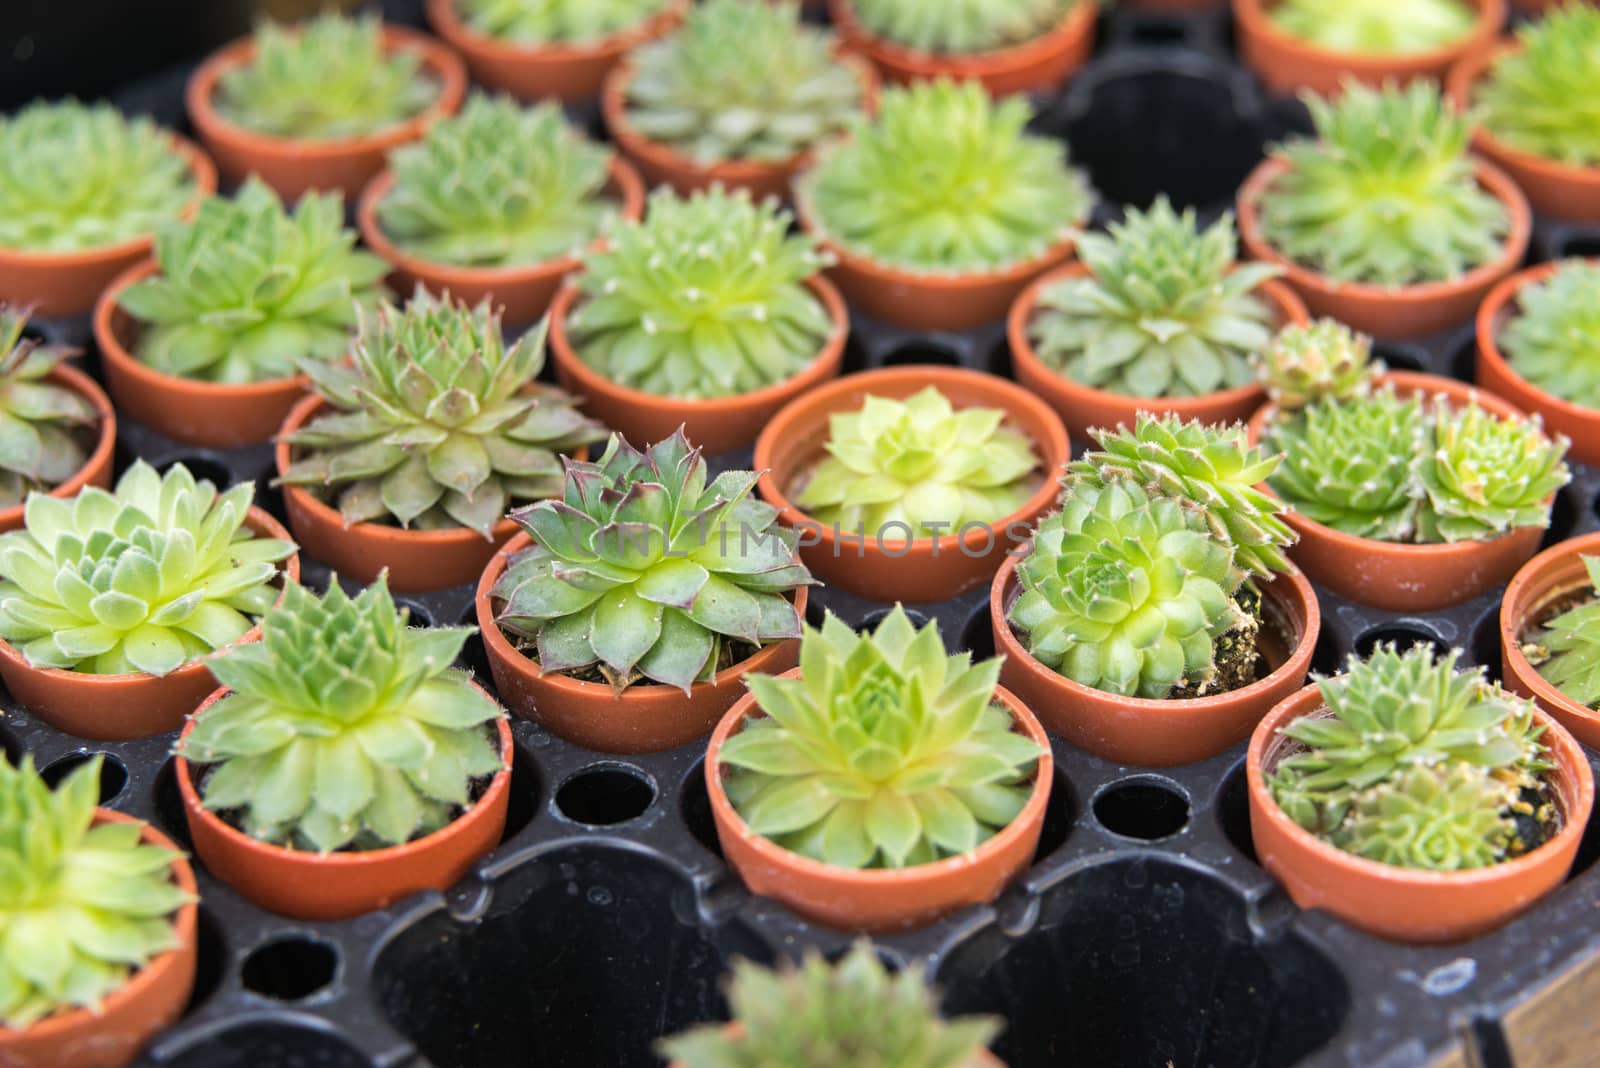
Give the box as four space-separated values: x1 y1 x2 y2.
1501 530 1600 734
1446 41 1600 187
1475 258 1600 426
424 0 691 65
826 0 1097 76
0 362 117 530
1232 0 1505 66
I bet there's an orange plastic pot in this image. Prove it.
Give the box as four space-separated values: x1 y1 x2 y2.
177 689 513 920
1232 0 1505 97
1007 263 1308 439
1447 43 1600 224
827 0 1097 96
185 25 467 200
0 363 116 533
706 672 1051 932
1248 682 1592 942
95 260 310 447
0 508 298 740
753 366 1070 603
0 135 215 318
424 0 689 103
1247 371 1548 612
668 1024 1006 1068
1236 156 1531 340
0 812 197 1068
475 531 806 754
548 275 849 455
1501 532 1600 751
356 157 647 327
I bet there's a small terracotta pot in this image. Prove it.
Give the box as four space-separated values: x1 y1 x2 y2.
424 0 689 103
1447 43 1600 224
1236 155 1531 340
185 25 468 200
177 689 513 920
827 0 1097 96
0 812 197 1068
600 56 880 201
1247 371 1548 612
1007 264 1308 439
706 672 1051 932
356 157 647 327
668 1025 1006 1068
0 508 298 741
0 363 116 534
548 275 849 455
753 366 1070 604
1232 0 1505 97
1501 532 1600 751
95 260 310 448
475 532 807 754
0 135 215 318
1248 682 1592 943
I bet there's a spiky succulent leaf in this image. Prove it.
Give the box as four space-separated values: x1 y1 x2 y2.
567 187 834 399
280 290 606 538
116 178 388 384
660 942 1001 1068
719 606 1041 869
1027 198 1281 398
1477 5 1600 167
1255 318 1381 410
1269 0 1476 54
377 94 618 269
458 0 671 44
0 461 294 676
494 430 813 694
183 576 505 853
1498 260 1600 409
1258 80 1509 286
798 79 1091 274
213 14 440 140
1417 398 1569 544
1529 556 1600 710
0 310 97 510
794 387 1040 540
848 0 1078 53
0 756 190 1030
1334 762 1518 871
0 100 195 254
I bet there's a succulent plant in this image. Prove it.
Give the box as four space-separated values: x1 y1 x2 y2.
458 0 671 44
1476 4 1600 167
213 14 440 140
493 430 813 694
116 178 387 385
1334 762 1518 872
1528 555 1600 710
623 0 866 166
1268 0 1476 55
1255 318 1381 411
659 942 1001 1068
798 79 1092 274
0 461 295 676
0 100 196 254
377 94 619 269
1256 80 1510 286
181 576 505 853
1417 398 1570 544
718 606 1042 869
848 0 1079 53
792 387 1040 540
565 187 834 400
278 290 606 538
1497 259 1600 410
0 755 190 1030
0 310 98 511
1026 198 1282 398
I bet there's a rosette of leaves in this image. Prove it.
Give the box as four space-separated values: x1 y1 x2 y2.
1497 260 1600 410
1527 555 1600 709
1334 762 1519 871
1256 80 1509 286
659 942 1001 1068
458 0 671 44
622 0 865 166
565 187 834 399
377 94 618 269
1268 0 1476 55
181 576 505 853
0 755 190 1030
1417 398 1570 544
848 0 1078 53
279 290 606 538
0 461 294 676
493 430 813 694
213 14 439 140
718 606 1042 869
0 310 97 511
0 100 196 254
798 79 1092 274
1026 197 1281 398
1476 4 1600 167
116 178 387 384
793 386 1040 539
1255 318 1381 410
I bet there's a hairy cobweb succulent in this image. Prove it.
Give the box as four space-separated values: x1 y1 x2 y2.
1497 259 1600 410
458 0 672 44
1269 0 1477 55
0 309 98 511
1476 4 1600 168
847 0 1079 54
1254 318 1382 411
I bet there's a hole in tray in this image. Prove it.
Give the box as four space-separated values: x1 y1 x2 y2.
1217 758 1257 865
1093 777 1191 841
859 606 932 633
501 734 541 843
987 336 1014 379
1309 624 1348 677
1354 624 1446 661
159 455 234 490
242 936 338 1002
42 751 127 804
840 333 869 375
1450 335 1479 383
1128 19 1189 45
555 765 655 826
682 759 722 859
1033 768 1078 863
1558 234 1600 260
158 1022 372 1068
396 599 434 629
1468 609 1505 684
185 906 227 1014
151 757 192 852
0 725 18 767
880 341 960 368
1371 344 1426 374
958 601 997 660
1542 484 1580 550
